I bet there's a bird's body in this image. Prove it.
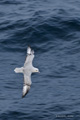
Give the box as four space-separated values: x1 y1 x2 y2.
14 46 39 98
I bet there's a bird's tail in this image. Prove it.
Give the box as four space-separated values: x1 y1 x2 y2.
14 67 24 73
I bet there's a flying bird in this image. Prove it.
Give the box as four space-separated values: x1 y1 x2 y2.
14 46 39 98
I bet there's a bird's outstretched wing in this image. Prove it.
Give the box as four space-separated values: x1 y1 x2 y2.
22 84 30 98
24 46 34 65
22 75 31 98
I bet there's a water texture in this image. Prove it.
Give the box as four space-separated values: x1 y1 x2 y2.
0 0 80 119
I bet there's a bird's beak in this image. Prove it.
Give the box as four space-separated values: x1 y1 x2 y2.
38 71 40 73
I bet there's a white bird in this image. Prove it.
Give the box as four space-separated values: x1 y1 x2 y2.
14 46 39 98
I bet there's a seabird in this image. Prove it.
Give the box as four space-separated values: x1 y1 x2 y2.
14 46 39 98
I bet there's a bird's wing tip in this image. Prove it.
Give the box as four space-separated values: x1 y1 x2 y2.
27 46 34 55
27 46 31 55
22 85 30 98
22 90 28 98
22 95 25 98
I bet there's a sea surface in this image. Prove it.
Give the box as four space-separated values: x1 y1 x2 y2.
0 0 80 120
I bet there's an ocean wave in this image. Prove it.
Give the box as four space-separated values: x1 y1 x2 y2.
0 15 80 53
0 0 22 5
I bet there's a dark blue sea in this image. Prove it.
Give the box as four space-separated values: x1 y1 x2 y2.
0 0 80 119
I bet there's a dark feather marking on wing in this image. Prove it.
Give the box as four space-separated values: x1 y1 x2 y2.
22 89 29 98
22 84 31 98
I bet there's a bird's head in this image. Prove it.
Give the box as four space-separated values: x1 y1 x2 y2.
33 68 40 73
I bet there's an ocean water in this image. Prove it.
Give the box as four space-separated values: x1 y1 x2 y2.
0 0 80 119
